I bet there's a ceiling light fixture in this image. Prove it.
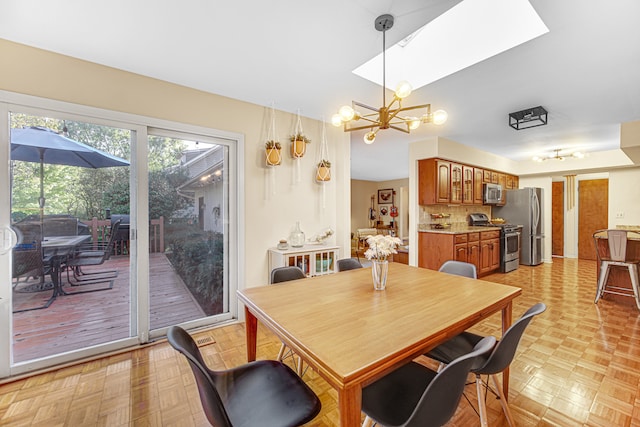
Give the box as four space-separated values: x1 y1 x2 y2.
509 106 548 130
533 149 585 162
331 14 447 144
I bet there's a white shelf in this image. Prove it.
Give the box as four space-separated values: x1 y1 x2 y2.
268 245 339 278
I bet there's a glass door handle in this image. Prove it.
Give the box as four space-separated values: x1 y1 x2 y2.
0 226 18 255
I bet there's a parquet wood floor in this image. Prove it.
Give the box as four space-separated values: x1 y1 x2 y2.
1 258 639 426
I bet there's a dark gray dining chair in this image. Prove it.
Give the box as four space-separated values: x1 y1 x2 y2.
167 325 321 427
269 266 306 375
361 336 496 427
337 258 363 272
426 302 546 426
438 260 477 279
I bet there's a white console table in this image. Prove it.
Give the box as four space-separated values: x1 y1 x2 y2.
268 244 339 279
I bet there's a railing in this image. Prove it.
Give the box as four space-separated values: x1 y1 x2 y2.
80 216 164 254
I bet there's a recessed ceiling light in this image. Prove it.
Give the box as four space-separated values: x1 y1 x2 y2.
353 0 549 90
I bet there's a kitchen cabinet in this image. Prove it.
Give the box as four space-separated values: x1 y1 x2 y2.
268 245 339 278
497 173 507 206
478 231 500 275
418 159 451 205
450 163 463 204
463 166 474 204
418 158 518 206
473 168 484 205
419 230 498 276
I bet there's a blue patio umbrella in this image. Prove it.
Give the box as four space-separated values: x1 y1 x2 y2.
10 126 130 219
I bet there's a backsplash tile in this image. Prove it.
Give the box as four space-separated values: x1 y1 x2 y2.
419 205 492 227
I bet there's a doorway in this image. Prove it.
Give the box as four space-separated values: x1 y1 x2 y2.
578 179 608 260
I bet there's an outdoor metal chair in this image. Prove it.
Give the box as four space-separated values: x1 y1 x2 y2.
167 325 321 427
65 219 121 289
593 229 640 310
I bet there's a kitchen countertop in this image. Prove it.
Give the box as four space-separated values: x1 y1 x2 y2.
418 224 502 234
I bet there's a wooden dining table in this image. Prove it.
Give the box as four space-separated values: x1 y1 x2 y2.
237 262 521 427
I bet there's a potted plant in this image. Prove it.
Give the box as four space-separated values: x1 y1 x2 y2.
265 140 282 166
290 133 311 158
316 159 331 182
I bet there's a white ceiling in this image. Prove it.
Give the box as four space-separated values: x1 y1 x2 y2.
1 0 639 181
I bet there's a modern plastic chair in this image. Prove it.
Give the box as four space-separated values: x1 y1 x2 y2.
167 326 321 427
426 302 546 427
270 265 306 284
270 266 307 374
438 260 477 279
337 258 363 272
593 229 640 310
361 336 496 427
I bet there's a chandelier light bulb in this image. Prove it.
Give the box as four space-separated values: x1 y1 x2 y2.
432 110 448 125
338 105 356 122
394 81 413 99
364 131 376 144
331 113 343 127
407 117 421 130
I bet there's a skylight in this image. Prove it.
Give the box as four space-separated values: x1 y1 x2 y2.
353 0 549 90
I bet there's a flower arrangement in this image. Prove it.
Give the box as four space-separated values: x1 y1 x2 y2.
364 234 403 261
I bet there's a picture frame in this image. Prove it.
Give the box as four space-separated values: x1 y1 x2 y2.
379 205 390 217
378 188 393 204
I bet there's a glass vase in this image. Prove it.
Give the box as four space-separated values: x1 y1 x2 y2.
289 221 306 247
371 259 388 291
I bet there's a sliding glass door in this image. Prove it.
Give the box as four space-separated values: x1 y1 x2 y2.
0 93 240 377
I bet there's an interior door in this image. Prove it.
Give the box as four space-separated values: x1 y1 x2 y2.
578 179 608 260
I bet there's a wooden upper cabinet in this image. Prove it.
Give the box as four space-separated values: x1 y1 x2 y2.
463 166 474 204
419 158 451 205
419 158 519 206
450 163 463 204
474 168 484 205
497 173 507 205
506 174 515 189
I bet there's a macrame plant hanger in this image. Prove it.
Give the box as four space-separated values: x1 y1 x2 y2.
292 110 305 183
316 119 331 209
265 103 281 196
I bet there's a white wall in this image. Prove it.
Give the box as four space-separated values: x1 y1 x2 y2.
609 168 640 227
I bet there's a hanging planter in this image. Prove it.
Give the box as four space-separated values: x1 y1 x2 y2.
265 140 282 166
316 159 331 182
290 133 311 158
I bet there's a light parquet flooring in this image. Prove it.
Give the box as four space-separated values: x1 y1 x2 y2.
1 258 640 426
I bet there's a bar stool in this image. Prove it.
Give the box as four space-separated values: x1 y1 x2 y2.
593 229 640 310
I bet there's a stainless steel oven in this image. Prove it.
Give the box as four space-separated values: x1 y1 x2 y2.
500 226 521 273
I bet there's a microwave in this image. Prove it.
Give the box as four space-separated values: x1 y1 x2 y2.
483 183 503 205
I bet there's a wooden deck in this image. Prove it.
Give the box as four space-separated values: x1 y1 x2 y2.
11 253 206 363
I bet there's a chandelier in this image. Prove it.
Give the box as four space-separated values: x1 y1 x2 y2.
331 14 447 144
533 149 585 162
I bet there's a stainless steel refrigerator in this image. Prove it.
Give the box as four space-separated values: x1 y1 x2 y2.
494 187 544 265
